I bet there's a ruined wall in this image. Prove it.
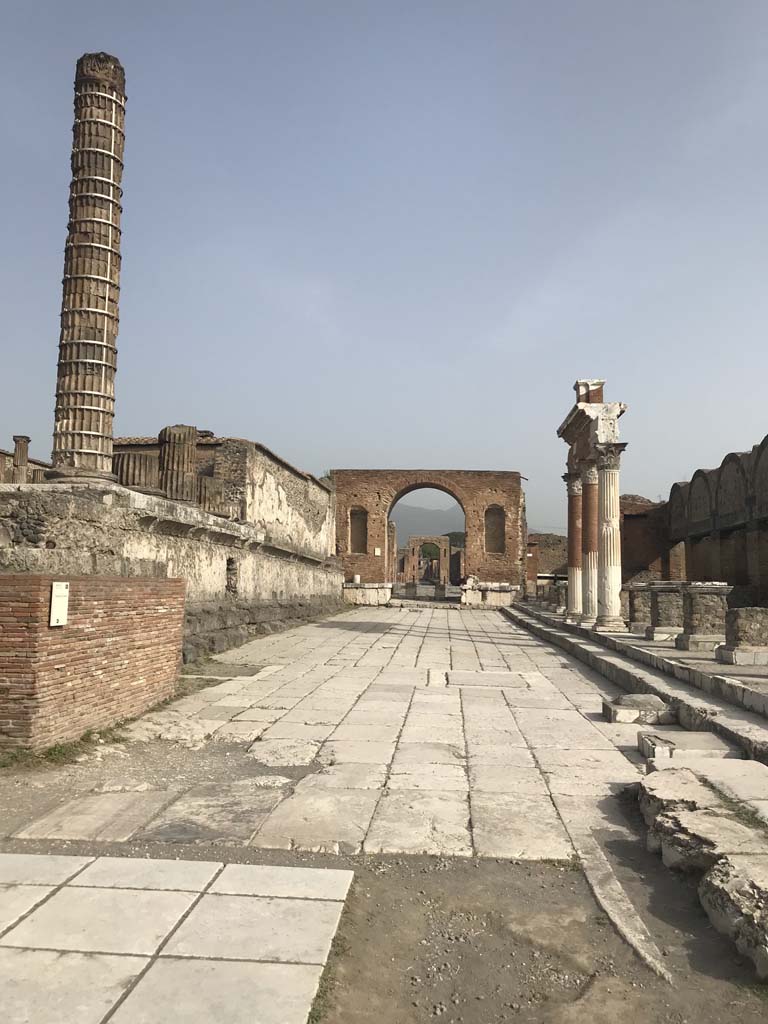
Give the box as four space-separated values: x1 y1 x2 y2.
528 533 567 575
0 483 343 662
331 469 526 586
0 574 184 750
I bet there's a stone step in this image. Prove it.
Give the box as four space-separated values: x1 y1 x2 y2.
503 605 768 765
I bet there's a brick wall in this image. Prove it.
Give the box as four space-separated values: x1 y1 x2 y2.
528 533 567 575
0 574 185 750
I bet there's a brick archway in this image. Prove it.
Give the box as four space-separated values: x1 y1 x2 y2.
331 469 526 586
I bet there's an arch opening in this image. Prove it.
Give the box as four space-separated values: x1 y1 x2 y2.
388 487 465 598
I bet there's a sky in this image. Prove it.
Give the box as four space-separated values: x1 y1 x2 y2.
2 1 768 533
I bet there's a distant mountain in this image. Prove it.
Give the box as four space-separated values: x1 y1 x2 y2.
389 502 465 544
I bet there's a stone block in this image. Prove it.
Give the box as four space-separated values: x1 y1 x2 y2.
699 855 768 979
602 693 674 725
725 607 768 647
639 731 741 762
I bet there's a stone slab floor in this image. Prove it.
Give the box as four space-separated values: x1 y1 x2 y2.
5 608 674 855
0 852 351 1023
4 609 768 1022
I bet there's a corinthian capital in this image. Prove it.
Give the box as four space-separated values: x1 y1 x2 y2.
595 442 627 471
580 461 598 486
562 472 583 496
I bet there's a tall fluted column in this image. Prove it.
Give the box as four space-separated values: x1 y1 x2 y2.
595 443 627 631
580 462 598 624
50 53 126 480
563 471 583 620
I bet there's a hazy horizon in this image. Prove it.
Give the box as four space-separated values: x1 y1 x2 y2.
4 2 768 533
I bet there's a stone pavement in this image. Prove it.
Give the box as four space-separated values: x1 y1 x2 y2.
8 608 671 857
0 852 352 1024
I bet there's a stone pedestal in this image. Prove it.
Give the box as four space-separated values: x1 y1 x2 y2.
158 425 197 502
716 607 768 665
563 472 583 621
645 582 684 640
627 583 651 635
580 462 598 625
675 582 732 651
343 583 392 606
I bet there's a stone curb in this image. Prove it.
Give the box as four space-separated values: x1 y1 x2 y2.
501 605 768 765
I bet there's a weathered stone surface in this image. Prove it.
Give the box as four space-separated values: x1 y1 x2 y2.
136 783 284 844
650 809 768 871
639 730 740 761
363 791 472 856
14 793 172 842
251 789 379 854
637 767 724 827
602 692 674 724
470 792 573 860
699 854 768 979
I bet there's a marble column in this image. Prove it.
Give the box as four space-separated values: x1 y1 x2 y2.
580 461 599 625
594 443 627 631
158 424 197 502
563 472 583 620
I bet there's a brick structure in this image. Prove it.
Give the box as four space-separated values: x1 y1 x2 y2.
331 470 526 587
0 574 184 750
404 535 451 584
50 54 126 481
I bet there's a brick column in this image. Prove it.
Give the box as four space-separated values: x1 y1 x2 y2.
563 472 583 620
676 581 731 651
50 53 126 480
12 436 31 484
594 443 627 631
580 461 599 625
158 425 197 502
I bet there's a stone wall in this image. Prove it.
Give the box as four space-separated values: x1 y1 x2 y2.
0 574 184 750
528 533 567 575
0 482 344 663
332 469 526 587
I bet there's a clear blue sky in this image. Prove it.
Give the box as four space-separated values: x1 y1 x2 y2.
2 1 768 532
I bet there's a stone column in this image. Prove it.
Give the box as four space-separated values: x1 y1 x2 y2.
113 451 161 495
158 425 197 502
563 472 583 621
594 443 628 631
12 436 31 484
580 461 599 625
675 582 732 651
50 54 126 481
645 582 684 640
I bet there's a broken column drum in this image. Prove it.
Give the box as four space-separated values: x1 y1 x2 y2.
50 53 126 480
627 583 651 634
159 425 198 502
563 472 583 619
12 436 31 484
645 582 685 640
595 443 627 631
580 462 599 625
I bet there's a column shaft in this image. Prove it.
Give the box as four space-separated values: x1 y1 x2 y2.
595 444 627 630
563 472 583 619
50 53 126 480
580 463 598 623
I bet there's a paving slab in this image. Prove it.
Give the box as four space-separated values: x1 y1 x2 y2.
211 864 353 900
111 959 324 1024
387 764 468 791
448 670 527 688
0 947 147 1024
319 740 396 765
1 886 195 955
0 853 92 886
14 792 172 842
247 738 320 766
469 764 549 794
136 783 284 845
0 885 55 932
364 791 472 856
71 857 221 891
466 744 536 766
471 792 574 860
162 893 343 963
251 789 379 853
295 763 387 789
391 742 466 765
514 709 614 750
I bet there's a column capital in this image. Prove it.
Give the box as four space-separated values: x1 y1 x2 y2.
580 461 598 485
595 442 627 472
562 472 583 495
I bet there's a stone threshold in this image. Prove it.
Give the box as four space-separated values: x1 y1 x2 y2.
502 604 768 765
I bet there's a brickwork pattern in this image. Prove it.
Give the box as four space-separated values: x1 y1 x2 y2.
0 574 185 749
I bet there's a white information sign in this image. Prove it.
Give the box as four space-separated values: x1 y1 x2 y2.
50 581 70 627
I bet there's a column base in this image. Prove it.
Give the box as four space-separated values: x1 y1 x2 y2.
644 625 680 641
45 468 117 483
592 618 628 633
629 621 651 635
579 616 597 628
675 633 725 652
